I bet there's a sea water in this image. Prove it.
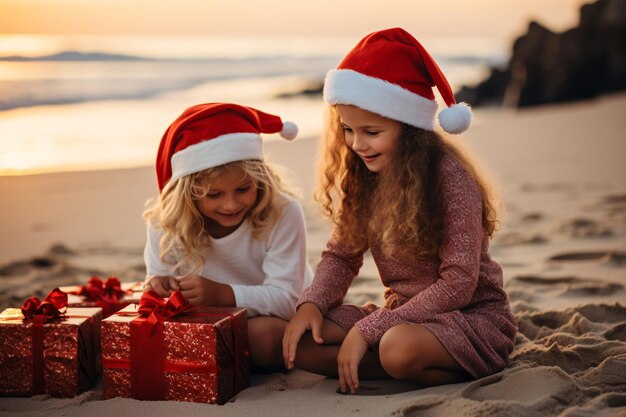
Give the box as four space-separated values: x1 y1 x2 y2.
0 34 506 175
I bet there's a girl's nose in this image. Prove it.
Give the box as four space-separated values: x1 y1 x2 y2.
351 135 367 152
222 195 239 210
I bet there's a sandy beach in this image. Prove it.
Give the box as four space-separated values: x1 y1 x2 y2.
0 93 625 416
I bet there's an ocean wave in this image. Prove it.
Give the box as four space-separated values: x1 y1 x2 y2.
0 77 210 110
0 56 340 111
0 50 341 63
0 52 497 111
0 51 151 62
0 49 501 65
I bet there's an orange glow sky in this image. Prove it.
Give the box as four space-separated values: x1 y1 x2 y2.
1 0 591 40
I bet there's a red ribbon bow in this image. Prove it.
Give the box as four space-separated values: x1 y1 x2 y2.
73 276 132 318
21 288 67 322
138 289 190 318
136 290 192 331
78 276 126 302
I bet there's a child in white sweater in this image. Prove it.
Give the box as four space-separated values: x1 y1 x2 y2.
144 102 312 370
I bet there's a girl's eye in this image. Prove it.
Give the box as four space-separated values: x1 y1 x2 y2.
342 126 353 133
236 186 251 193
206 193 221 199
366 130 380 136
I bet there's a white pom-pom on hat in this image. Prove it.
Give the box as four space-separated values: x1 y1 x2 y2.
280 121 298 140
438 102 473 134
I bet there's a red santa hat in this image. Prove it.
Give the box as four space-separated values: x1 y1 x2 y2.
156 103 298 191
324 27 472 134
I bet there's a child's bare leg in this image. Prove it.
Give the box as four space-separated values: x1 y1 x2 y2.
248 316 288 371
378 324 472 387
295 319 389 379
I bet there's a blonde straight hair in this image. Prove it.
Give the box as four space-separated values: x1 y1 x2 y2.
144 160 297 274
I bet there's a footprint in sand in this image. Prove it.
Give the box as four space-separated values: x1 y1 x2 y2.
557 218 614 238
548 251 626 266
495 232 548 246
460 367 576 405
510 275 623 296
596 194 626 225
400 368 580 417
600 194 626 209
521 212 544 222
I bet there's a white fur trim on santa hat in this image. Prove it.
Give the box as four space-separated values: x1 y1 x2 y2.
170 133 263 182
323 69 438 130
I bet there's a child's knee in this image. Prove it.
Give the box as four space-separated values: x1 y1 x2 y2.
248 317 286 368
379 328 424 379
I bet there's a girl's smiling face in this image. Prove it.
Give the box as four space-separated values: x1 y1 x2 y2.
337 105 402 172
196 165 258 238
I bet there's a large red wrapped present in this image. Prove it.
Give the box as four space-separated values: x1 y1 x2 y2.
60 276 143 318
0 289 102 397
102 290 249 404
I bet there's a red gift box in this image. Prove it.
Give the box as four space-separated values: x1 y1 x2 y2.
61 276 143 318
0 289 102 397
102 291 249 404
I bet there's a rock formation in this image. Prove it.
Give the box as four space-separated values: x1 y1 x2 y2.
456 0 626 107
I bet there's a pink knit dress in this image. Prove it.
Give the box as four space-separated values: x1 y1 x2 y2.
298 155 517 378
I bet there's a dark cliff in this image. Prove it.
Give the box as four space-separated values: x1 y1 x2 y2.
456 0 626 107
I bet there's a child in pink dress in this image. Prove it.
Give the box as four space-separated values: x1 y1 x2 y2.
282 28 517 393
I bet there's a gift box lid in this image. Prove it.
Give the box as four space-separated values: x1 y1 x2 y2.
103 303 245 325
0 307 102 327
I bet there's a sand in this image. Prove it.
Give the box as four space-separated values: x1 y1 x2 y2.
0 93 625 416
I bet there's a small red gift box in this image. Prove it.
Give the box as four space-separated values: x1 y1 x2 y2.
102 291 249 404
60 276 143 318
0 289 102 397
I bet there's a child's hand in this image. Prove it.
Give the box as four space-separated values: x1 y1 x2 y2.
177 275 235 307
144 275 179 297
282 302 324 370
337 327 368 394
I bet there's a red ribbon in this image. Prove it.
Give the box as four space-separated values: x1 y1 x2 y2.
125 290 247 402
21 288 67 322
21 288 68 394
78 276 126 300
130 290 194 400
75 276 128 317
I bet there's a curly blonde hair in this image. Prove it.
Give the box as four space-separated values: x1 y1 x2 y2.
144 160 297 274
316 106 500 261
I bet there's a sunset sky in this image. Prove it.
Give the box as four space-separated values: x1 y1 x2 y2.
0 0 597 176
1 0 591 40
